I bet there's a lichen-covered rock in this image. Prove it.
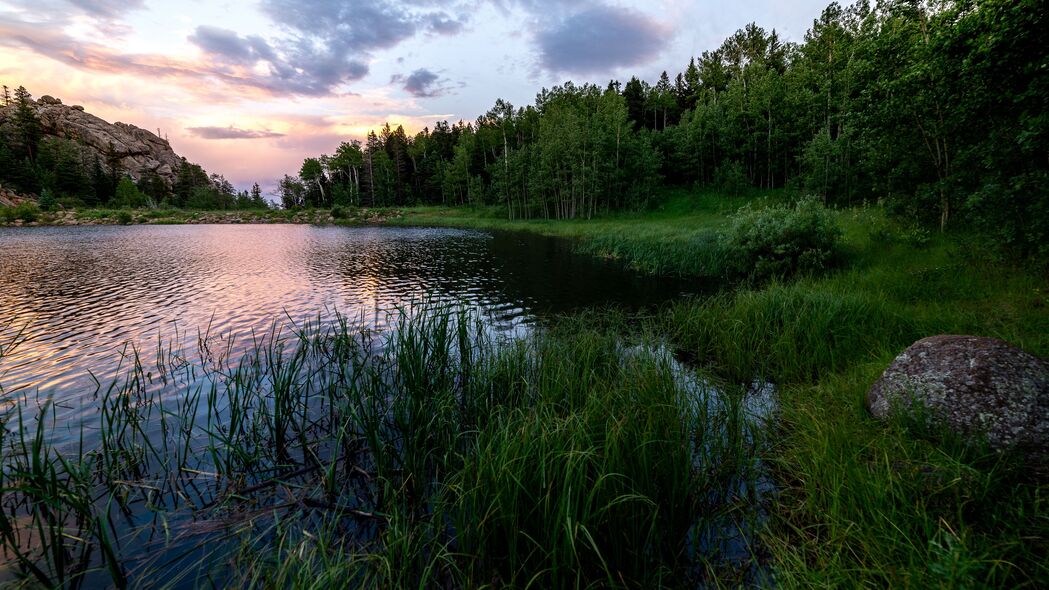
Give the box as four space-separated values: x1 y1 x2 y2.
868 335 1049 457
0 96 183 187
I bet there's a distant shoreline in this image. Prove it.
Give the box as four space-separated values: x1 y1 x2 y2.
0 207 405 227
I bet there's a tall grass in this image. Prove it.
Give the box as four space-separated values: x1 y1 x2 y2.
654 204 1049 588
663 282 920 384
0 310 764 588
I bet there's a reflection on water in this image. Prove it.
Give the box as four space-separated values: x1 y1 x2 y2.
0 225 777 588
0 224 692 404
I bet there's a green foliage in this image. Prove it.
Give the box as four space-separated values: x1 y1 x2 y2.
714 161 748 197
0 202 40 223
115 210 133 224
666 282 917 383
965 171 1049 262
37 188 56 211
112 177 149 208
722 197 843 282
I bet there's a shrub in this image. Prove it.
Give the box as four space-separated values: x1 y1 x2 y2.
965 171 1049 263
116 210 133 225
56 196 84 210
714 161 748 197
722 196 843 282
0 202 40 223
330 205 348 219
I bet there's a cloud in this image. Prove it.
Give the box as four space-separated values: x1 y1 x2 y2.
242 0 445 95
188 26 277 66
4 0 472 98
392 68 452 97
535 3 670 75
427 12 467 35
187 126 286 140
66 0 145 19
182 0 475 96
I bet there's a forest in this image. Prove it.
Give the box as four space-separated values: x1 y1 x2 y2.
275 0 1044 258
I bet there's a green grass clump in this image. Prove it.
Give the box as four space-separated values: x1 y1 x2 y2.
650 201 1048 588
664 282 918 384
769 365 1047 588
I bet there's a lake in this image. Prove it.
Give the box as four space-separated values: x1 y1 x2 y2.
0 224 775 588
0 224 693 403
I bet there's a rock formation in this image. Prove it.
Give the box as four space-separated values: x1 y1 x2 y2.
868 335 1049 458
0 95 183 188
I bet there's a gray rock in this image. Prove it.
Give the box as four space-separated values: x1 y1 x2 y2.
868 335 1049 457
0 97 184 188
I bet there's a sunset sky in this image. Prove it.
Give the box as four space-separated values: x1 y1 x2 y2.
0 0 830 193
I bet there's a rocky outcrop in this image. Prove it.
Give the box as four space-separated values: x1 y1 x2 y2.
0 95 182 187
0 188 30 207
868 335 1049 458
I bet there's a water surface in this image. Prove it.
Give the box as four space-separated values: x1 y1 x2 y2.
0 224 692 402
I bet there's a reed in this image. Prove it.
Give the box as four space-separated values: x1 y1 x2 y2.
0 309 763 588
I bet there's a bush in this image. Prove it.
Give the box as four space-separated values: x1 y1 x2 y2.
0 202 40 223
965 171 1049 262
330 205 348 219
722 196 843 282
116 210 133 225
714 161 748 197
56 196 84 210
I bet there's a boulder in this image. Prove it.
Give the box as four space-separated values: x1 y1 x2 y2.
868 335 1049 457
0 187 31 208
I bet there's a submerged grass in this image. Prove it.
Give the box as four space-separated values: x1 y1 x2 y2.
0 310 765 588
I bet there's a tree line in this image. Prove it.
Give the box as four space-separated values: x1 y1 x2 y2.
283 0 1045 256
0 86 268 211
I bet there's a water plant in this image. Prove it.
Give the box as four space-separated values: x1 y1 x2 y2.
0 309 766 588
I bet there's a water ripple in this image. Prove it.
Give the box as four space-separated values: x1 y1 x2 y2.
0 225 695 413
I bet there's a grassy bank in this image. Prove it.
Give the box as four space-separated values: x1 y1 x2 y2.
392 190 1049 587
388 189 762 277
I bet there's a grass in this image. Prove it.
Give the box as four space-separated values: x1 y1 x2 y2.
0 205 404 226
388 189 767 277
0 310 764 588
393 189 1049 587
2 187 1046 587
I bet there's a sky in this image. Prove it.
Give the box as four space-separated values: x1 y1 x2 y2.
0 0 831 194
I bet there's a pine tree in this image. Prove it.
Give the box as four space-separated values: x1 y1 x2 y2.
12 86 41 163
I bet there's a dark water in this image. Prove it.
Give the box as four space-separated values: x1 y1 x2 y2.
0 224 692 403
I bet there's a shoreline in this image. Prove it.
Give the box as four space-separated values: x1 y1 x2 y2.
0 207 406 227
